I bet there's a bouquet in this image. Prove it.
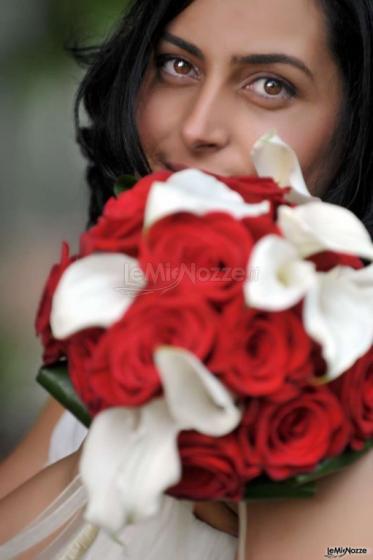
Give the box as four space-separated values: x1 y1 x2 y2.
34 132 373 544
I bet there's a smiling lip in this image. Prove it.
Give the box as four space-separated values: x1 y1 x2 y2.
163 160 233 177
163 161 190 172
163 161 220 175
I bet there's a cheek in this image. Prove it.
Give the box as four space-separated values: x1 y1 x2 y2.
136 96 163 160
137 86 183 165
275 107 341 196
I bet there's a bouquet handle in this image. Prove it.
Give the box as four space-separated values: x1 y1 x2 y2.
238 503 247 560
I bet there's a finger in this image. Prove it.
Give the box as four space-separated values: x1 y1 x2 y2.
193 501 239 537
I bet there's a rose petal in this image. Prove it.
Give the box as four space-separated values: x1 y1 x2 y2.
251 131 315 204
304 266 373 381
278 203 373 260
244 235 316 311
51 253 146 338
154 346 241 436
144 169 270 228
80 402 181 535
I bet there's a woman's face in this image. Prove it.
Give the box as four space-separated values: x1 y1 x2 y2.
137 0 343 196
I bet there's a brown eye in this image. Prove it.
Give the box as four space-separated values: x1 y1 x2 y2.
248 77 295 101
156 54 199 80
173 59 193 75
263 79 283 96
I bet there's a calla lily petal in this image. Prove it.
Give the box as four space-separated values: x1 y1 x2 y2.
251 131 315 203
154 346 241 436
144 169 270 228
51 253 145 339
278 202 373 260
161 169 244 202
340 263 373 287
80 407 141 535
80 402 181 535
244 235 316 311
304 266 373 382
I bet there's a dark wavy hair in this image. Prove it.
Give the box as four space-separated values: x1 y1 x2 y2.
72 0 373 235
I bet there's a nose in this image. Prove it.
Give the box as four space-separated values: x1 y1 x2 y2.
180 81 230 153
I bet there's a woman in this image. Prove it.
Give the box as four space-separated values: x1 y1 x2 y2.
1 0 372 558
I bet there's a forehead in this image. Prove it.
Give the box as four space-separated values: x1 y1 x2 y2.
166 0 330 64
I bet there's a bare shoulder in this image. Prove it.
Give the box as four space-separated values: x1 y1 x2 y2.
244 449 373 560
0 397 65 499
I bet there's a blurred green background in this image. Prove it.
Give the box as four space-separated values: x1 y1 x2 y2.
0 0 129 459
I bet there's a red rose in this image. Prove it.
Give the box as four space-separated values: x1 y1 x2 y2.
80 170 171 258
241 387 350 480
236 400 263 479
168 431 245 501
139 212 254 304
35 242 77 364
67 328 106 415
221 176 288 217
307 251 364 272
330 348 373 450
215 302 314 399
84 290 220 407
241 215 283 243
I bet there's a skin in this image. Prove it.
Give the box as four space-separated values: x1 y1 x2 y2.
137 0 344 196
243 449 373 559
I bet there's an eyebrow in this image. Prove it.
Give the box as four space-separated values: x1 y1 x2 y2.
161 32 314 80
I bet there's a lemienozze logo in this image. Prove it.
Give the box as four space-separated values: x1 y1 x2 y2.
325 547 370 558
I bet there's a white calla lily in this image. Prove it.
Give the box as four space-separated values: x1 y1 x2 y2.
80 402 181 535
51 253 145 339
80 347 241 536
304 265 373 382
244 235 317 311
278 202 373 260
340 262 373 287
144 169 270 228
251 131 316 204
154 346 241 436
245 234 373 381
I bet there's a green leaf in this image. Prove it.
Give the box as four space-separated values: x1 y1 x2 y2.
293 439 373 485
114 175 137 196
37 362 92 428
245 477 316 500
244 439 373 500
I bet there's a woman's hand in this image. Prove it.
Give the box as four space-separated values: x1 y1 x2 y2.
193 501 239 537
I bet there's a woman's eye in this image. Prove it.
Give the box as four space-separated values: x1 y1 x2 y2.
155 55 199 80
247 77 296 101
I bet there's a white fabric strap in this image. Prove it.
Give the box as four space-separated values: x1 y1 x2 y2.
238 502 247 560
0 475 88 560
56 523 99 560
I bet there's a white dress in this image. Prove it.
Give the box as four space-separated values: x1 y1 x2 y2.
44 410 238 560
